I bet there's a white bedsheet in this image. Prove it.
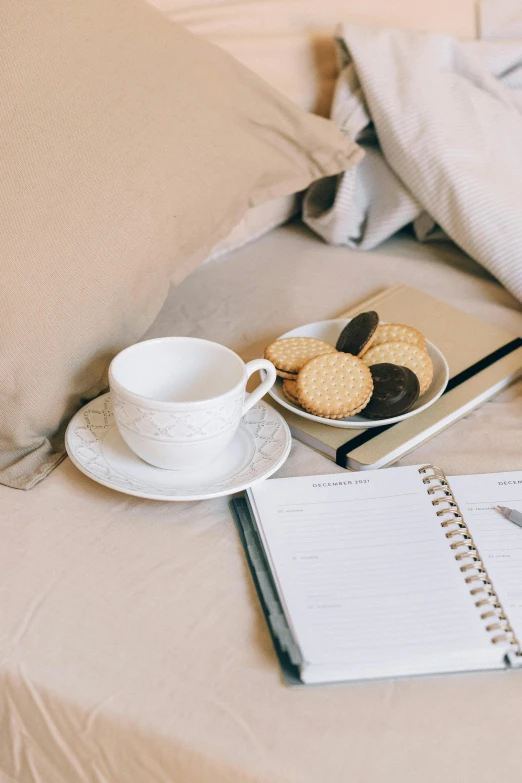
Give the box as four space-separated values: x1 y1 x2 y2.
1 223 522 783
304 3 522 301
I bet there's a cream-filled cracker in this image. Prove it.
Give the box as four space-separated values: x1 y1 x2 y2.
264 337 336 378
296 353 373 419
282 379 300 405
371 323 427 351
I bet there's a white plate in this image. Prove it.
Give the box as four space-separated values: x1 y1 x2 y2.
66 394 291 501
265 319 449 429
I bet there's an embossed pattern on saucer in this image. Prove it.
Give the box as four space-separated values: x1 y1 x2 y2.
65 394 291 501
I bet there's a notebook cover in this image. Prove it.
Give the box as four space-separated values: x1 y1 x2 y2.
230 497 304 686
271 285 522 469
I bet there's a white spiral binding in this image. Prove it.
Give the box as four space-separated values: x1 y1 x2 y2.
419 465 521 658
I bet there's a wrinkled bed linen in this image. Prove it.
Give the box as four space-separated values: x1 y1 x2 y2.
303 4 522 301
1 222 522 783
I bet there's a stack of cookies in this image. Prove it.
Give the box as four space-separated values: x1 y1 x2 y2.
264 311 434 421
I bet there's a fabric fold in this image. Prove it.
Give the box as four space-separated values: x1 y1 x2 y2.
303 16 522 301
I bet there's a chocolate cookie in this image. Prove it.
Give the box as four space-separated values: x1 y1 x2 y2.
362 341 433 395
363 363 420 420
335 311 379 357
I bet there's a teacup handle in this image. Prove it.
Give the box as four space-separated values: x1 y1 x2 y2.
242 359 277 416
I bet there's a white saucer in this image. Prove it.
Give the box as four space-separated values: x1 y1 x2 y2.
265 319 449 429
65 393 291 501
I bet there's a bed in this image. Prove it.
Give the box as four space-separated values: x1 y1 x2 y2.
2 0 522 780
2 221 522 783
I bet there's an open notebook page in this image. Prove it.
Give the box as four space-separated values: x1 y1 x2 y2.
248 466 502 684
450 471 522 645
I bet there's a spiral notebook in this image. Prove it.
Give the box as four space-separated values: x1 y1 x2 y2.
231 466 522 685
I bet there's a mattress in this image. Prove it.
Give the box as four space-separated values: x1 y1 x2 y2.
2 223 522 783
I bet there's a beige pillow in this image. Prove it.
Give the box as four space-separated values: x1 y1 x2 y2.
0 0 360 490
149 0 343 257
206 196 299 262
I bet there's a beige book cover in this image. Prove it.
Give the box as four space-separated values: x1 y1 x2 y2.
272 285 522 469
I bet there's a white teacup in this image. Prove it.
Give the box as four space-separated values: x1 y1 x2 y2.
109 337 276 471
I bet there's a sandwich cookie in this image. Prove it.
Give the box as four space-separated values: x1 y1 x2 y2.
296 352 373 419
363 363 420 420
371 323 427 351
264 337 336 380
282 379 300 405
335 311 379 357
